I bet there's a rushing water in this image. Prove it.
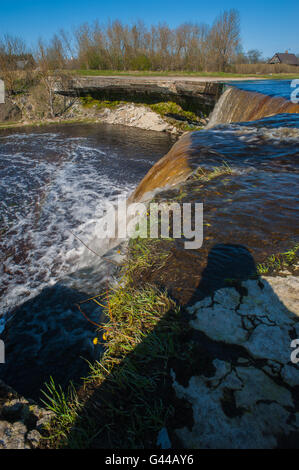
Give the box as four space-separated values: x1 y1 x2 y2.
229 79 298 100
0 123 174 322
207 80 299 127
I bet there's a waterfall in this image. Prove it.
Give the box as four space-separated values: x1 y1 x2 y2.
130 133 223 202
131 82 299 203
207 86 299 128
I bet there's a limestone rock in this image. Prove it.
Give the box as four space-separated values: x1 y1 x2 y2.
0 420 28 449
99 104 177 133
0 379 53 449
0 284 103 400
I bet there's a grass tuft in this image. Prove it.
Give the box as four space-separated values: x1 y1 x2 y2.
257 243 299 275
41 236 183 449
191 161 233 181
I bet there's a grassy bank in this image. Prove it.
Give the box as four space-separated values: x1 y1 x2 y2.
41 237 189 449
0 96 205 133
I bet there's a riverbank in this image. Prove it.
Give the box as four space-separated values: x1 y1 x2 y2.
39 214 299 449
39 103 299 447
71 70 299 80
1 231 298 449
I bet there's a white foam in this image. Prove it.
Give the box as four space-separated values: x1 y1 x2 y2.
0 132 135 318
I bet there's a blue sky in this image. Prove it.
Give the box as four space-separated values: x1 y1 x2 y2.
0 0 298 57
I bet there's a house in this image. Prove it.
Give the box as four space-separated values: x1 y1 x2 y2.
268 52 299 66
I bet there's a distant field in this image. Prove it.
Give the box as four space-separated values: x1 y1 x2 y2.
71 70 299 80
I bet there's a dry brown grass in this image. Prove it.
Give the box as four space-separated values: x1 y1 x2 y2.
232 63 299 75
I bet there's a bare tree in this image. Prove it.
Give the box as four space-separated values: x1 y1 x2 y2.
35 36 71 118
208 9 241 71
247 49 263 64
0 34 32 94
0 12 247 76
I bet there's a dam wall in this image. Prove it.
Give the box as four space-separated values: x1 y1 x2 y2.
132 84 299 202
207 85 299 127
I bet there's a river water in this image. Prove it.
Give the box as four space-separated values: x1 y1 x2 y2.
0 123 174 324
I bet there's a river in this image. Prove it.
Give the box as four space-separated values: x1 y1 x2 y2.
0 80 298 398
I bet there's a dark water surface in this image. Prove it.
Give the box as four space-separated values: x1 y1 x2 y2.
147 112 299 306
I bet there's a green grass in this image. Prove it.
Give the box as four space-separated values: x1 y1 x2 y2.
0 98 204 133
41 377 80 432
257 243 299 275
41 236 184 449
80 96 205 131
191 161 234 181
80 96 123 110
71 69 299 80
149 101 201 121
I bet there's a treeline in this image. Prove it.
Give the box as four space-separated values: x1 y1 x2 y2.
0 9 248 74
72 10 241 72
1 8 298 84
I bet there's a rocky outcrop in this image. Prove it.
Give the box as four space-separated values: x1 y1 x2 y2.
98 104 177 133
55 76 221 112
168 275 299 449
7 94 185 134
0 380 52 449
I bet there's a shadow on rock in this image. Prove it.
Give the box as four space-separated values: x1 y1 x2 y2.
187 243 258 305
55 244 299 449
